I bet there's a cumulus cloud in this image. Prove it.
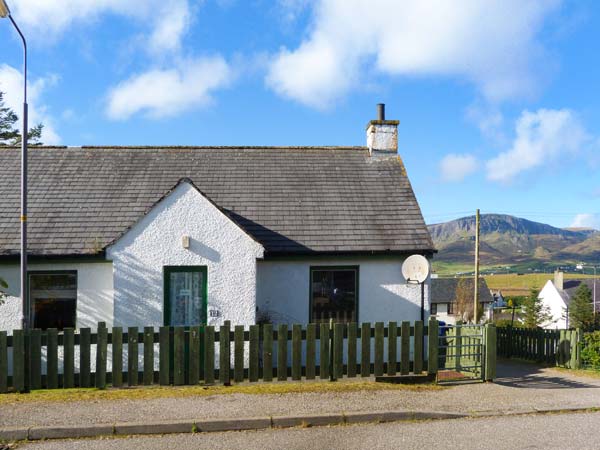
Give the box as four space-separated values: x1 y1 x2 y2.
466 103 506 144
266 0 561 108
486 108 590 182
106 57 232 120
10 0 191 54
439 154 479 182
571 214 600 230
0 64 61 144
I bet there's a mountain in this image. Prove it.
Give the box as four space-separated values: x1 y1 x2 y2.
428 214 600 268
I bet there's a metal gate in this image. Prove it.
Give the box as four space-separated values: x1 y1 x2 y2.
437 323 485 382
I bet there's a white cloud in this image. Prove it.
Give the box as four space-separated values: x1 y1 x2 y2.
266 0 561 108
466 103 506 144
10 0 191 54
486 108 590 182
0 64 60 144
439 154 478 182
106 57 232 120
570 214 600 230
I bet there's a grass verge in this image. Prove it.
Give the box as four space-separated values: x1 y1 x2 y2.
552 367 600 380
0 379 442 405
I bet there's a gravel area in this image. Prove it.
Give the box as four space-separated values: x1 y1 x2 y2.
3 360 600 428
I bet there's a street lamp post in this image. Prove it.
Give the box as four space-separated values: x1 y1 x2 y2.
0 1 29 331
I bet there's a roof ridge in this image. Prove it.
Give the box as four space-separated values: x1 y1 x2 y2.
79 145 368 150
1 145 370 151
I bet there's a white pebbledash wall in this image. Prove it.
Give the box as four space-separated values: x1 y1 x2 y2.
107 181 264 328
538 280 567 329
0 262 113 332
256 257 430 325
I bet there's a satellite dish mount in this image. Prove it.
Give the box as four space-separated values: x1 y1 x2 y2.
402 255 430 321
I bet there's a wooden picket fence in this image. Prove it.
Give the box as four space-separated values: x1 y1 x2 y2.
497 326 581 368
0 319 445 393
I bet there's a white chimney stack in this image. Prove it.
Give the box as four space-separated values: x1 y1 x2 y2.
554 270 564 290
366 103 399 157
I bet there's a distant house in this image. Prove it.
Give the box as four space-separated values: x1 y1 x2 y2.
492 290 506 308
430 278 494 324
0 106 436 332
538 271 598 329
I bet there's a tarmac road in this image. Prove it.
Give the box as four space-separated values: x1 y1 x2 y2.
19 410 600 450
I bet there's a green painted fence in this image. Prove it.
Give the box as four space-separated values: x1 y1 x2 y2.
497 326 581 368
0 318 444 393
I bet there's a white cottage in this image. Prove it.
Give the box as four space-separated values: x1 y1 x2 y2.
0 106 435 332
538 271 597 329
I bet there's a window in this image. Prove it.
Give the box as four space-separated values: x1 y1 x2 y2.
448 302 455 315
28 271 77 330
430 303 437 315
164 266 207 326
310 266 358 324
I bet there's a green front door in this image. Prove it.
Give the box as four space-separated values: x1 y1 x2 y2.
164 266 207 326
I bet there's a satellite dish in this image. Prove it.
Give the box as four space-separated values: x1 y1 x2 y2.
402 255 430 284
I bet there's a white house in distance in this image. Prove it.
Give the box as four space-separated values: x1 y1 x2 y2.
0 105 435 333
430 278 494 325
538 271 597 329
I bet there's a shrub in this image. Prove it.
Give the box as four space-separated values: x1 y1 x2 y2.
581 331 600 370
0 277 7 306
495 319 516 328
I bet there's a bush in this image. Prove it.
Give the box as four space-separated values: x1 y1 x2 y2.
0 277 7 306
495 319 517 328
581 331 600 370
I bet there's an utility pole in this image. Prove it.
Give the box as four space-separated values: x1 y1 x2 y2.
474 209 480 324
593 266 597 317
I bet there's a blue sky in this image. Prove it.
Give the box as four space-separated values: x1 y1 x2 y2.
1 0 599 229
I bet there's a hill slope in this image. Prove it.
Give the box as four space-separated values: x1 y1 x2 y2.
428 214 599 268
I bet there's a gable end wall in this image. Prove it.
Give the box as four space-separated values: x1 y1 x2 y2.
107 182 264 327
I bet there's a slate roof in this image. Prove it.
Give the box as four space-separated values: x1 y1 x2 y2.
558 279 598 305
431 278 493 304
0 146 434 257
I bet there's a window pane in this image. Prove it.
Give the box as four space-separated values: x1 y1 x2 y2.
311 268 357 324
169 270 205 326
29 272 77 330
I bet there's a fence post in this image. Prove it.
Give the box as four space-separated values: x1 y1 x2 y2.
96 323 108 389
427 317 438 376
13 330 25 392
571 328 582 370
0 331 7 393
360 322 370 377
333 323 344 380
484 324 497 381
112 327 123 388
219 323 231 385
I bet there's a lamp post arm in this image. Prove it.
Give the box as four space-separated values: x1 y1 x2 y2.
8 14 26 103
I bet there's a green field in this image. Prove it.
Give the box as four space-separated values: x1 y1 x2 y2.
432 261 597 296
484 273 596 296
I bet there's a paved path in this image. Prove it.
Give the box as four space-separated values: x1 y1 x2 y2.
18 411 600 450
2 360 600 429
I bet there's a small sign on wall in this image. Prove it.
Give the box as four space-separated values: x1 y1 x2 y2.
207 304 221 324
